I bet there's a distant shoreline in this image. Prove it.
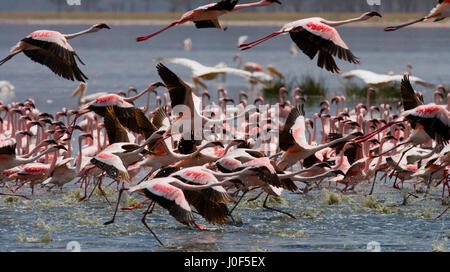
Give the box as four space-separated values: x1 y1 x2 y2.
1 20 450 29
1 11 450 28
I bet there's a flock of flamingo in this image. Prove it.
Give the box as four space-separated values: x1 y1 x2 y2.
0 0 450 246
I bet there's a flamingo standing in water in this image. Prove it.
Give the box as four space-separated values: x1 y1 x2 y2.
0 23 110 82
385 0 450 31
136 0 281 42
239 12 382 73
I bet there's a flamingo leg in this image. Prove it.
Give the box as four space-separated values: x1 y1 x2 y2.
229 189 249 215
247 191 264 203
104 183 127 225
384 17 426 32
141 201 164 246
0 192 31 200
86 177 100 200
121 198 150 211
390 146 413 181
78 177 89 202
369 171 378 195
436 206 450 219
136 21 179 42
0 51 21 66
262 194 296 219
239 31 282 51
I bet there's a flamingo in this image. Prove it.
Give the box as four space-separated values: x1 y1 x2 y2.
278 104 363 170
126 177 236 246
239 12 382 73
341 69 434 89
71 83 108 106
12 145 67 194
136 0 281 42
0 23 110 82
157 57 275 90
73 82 165 140
41 133 93 190
0 139 60 180
0 80 15 101
385 0 450 31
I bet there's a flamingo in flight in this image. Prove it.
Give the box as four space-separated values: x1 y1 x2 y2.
0 23 110 82
239 12 382 73
385 0 450 31
136 0 281 42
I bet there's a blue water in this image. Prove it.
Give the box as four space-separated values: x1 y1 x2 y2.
0 24 449 252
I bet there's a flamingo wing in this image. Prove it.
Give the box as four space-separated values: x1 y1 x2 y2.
193 18 223 30
130 178 196 227
280 104 308 150
403 104 450 145
151 106 171 131
205 0 239 11
90 152 130 182
289 24 359 73
170 167 233 224
0 139 16 156
104 106 130 144
341 69 393 86
400 75 423 111
21 37 88 82
157 63 195 110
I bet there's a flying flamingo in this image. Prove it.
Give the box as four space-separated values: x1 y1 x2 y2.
126 177 234 246
136 0 281 42
278 104 363 170
385 0 450 31
239 12 382 73
0 23 110 82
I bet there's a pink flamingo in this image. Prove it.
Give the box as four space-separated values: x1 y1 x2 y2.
385 0 450 31
239 12 381 73
136 0 280 42
0 23 110 82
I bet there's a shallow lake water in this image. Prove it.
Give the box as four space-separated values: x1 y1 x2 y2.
0 24 449 252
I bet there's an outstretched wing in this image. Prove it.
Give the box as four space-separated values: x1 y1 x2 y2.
22 37 88 82
400 75 423 111
280 104 307 150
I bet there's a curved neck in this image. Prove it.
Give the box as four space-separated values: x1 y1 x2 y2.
312 117 317 143
169 178 228 191
17 147 56 165
333 148 347 170
233 1 272 11
322 16 367 27
305 125 312 145
124 85 158 104
311 134 352 154
64 26 97 40
235 55 242 69
75 136 84 173
142 91 153 114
